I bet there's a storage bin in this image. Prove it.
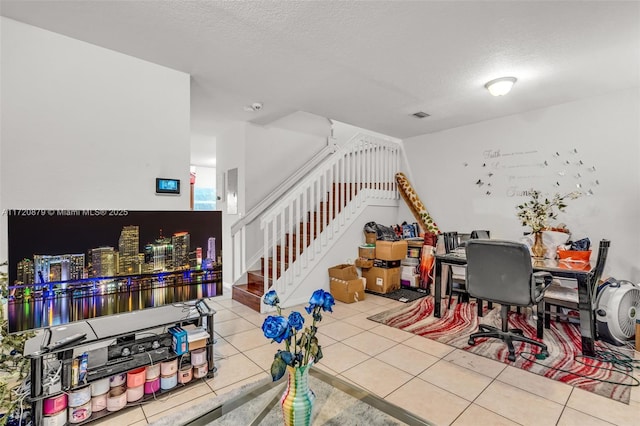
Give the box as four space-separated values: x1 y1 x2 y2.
127 367 146 388
109 372 126 388
178 363 193 384
191 348 207 366
106 386 127 412
146 363 161 380
91 393 107 412
160 373 178 390
43 394 67 415
69 401 92 424
68 385 91 408
126 385 144 402
90 377 110 396
160 359 178 375
193 362 208 379
42 408 67 426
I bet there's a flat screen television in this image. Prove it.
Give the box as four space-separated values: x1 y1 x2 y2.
6 210 222 333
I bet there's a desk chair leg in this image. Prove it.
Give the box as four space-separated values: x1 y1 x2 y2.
544 309 551 329
468 305 548 362
536 301 544 339
445 270 453 311
477 299 483 318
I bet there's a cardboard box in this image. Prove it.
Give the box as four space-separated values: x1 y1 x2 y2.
364 232 377 244
358 245 376 259
330 277 366 303
373 259 401 268
184 326 210 351
328 264 358 280
169 326 188 355
362 266 400 294
355 258 374 269
375 240 408 261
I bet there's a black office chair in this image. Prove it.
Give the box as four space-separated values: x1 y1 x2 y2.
443 232 467 306
543 239 610 328
465 240 553 362
470 230 491 239
445 230 492 316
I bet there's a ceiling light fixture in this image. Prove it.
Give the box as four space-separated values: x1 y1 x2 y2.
244 102 263 112
484 77 517 96
412 111 430 118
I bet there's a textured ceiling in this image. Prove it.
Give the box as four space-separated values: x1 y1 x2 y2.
1 1 639 140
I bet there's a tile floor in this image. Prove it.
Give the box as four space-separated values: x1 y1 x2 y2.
95 293 640 426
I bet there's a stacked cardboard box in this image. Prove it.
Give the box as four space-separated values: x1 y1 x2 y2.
360 240 408 294
375 241 408 261
328 264 365 303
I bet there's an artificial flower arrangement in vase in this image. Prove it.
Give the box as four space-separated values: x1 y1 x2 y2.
516 189 581 258
262 289 335 426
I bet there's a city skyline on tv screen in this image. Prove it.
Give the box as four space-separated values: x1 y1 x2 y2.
6 210 223 333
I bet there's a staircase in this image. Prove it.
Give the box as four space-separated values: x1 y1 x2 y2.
231 133 402 312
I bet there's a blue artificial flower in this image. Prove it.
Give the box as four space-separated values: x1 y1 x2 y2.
321 291 335 312
263 290 280 307
305 289 325 314
263 288 332 377
288 311 305 331
262 315 291 343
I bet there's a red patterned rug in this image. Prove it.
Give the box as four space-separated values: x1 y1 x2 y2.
368 296 636 404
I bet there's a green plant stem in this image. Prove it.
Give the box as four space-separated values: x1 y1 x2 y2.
303 307 319 366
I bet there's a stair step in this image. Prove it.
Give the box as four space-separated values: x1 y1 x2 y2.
307 211 331 225
275 245 298 262
284 233 313 253
231 283 263 312
285 232 313 248
319 200 342 214
248 270 269 286
299 221 324 236
261 258 288 279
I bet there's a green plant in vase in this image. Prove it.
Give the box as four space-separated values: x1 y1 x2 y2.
0 262 34 425
516 189 581 257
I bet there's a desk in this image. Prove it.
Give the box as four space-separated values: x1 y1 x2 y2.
433 252 598 357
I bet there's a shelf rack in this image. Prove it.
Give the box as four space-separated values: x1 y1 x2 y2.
24 301 216 426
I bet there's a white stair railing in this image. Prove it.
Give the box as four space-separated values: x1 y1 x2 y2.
258 133 401 302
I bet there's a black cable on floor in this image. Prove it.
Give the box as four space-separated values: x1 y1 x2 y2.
519 349 640 387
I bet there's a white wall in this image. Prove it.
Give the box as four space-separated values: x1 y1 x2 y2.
245 123 328 210
216 119 331 285
403 88 640 280
214 122 247 283
0 18 190 259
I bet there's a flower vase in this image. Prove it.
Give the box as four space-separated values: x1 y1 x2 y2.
281 364 315 426
532 232 546 259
